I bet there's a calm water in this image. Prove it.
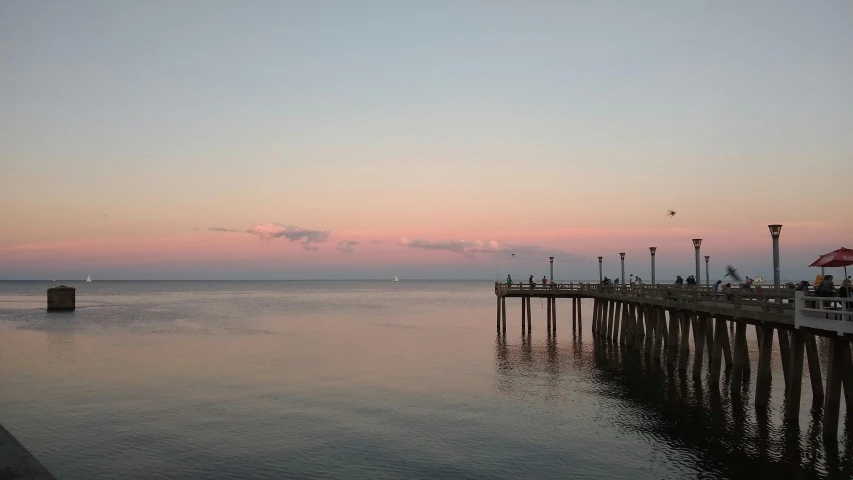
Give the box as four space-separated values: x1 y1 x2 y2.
1 280 852 479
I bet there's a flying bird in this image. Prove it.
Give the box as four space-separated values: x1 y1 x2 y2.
724 265 742 282
668 210 677 218
511 253 515 258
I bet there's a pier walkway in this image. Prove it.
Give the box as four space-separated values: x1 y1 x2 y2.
495 282 853 440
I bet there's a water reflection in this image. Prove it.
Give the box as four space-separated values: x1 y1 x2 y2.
493 334 853 479
46 330 76 364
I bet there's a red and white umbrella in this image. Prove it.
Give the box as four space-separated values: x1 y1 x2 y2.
810 247 853 278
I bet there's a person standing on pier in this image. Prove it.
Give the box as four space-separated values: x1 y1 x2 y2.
713 280 723 296
542 276 548 286
840 278 852 310
529 275 535 289
506 274 513 286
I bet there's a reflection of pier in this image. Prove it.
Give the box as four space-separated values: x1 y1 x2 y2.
493 334 853 478
494 283 853 441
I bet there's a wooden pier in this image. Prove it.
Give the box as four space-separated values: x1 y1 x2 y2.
495 282 853 440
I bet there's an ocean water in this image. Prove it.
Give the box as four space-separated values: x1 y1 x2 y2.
0 280 851 479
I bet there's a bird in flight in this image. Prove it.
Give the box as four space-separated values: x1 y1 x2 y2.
724 265 742 282
668 210 677 218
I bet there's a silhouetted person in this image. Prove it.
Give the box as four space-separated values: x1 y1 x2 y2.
840 279 852 309
819 275 836 297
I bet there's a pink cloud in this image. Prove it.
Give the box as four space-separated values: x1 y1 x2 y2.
2 220 848 274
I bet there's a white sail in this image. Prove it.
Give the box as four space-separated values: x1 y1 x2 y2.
394 275 398 282
86 275 92 283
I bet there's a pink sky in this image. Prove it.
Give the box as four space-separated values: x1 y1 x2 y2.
2 2 851 279
2 221 849 280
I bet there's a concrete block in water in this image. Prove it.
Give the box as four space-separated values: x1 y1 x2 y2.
46 285 75 311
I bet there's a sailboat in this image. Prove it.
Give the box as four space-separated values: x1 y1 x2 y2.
393 275 398 282
86 275 92 283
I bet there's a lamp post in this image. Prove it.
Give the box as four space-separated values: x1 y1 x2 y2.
692 239 702 290
549 256 554 283
598 257 603 284
769 224 782 307
620 252 626 290
649 247 657 286
704 255 710 287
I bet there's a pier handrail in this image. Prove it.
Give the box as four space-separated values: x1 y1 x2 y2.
495 282 795 311
794 291 853 336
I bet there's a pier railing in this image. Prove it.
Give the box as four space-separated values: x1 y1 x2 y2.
495 282 797 311
794 291 853 335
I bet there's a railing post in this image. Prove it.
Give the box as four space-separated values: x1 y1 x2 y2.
794 291 804 329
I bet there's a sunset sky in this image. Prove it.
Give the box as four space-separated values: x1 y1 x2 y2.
2 1 851 280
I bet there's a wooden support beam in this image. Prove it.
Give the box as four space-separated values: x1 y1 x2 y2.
653 308 665 362
704 318 714 360
527 298 532 332
717 319 732 372
501 297 507 333
572 298 577 331
693 315 706 379
613 301 621 344
633 305 645 350
596 300 603 336
667 310 679 365
608 301 616 342
740 324 751 374
731 322 747 395
778 330 792 388
678 312 691 371
552 298 557 334
709 318 726 387
644 306 655 357
623 302 633 346
521 297 526 335
496 296 501 333
721 320 733 370
841 342 853 413
591 299 598 334
546 297 552 333
786 330 805 421
755 326 774 408
823 338 847 440
577 298 582 331
806 334 823 400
